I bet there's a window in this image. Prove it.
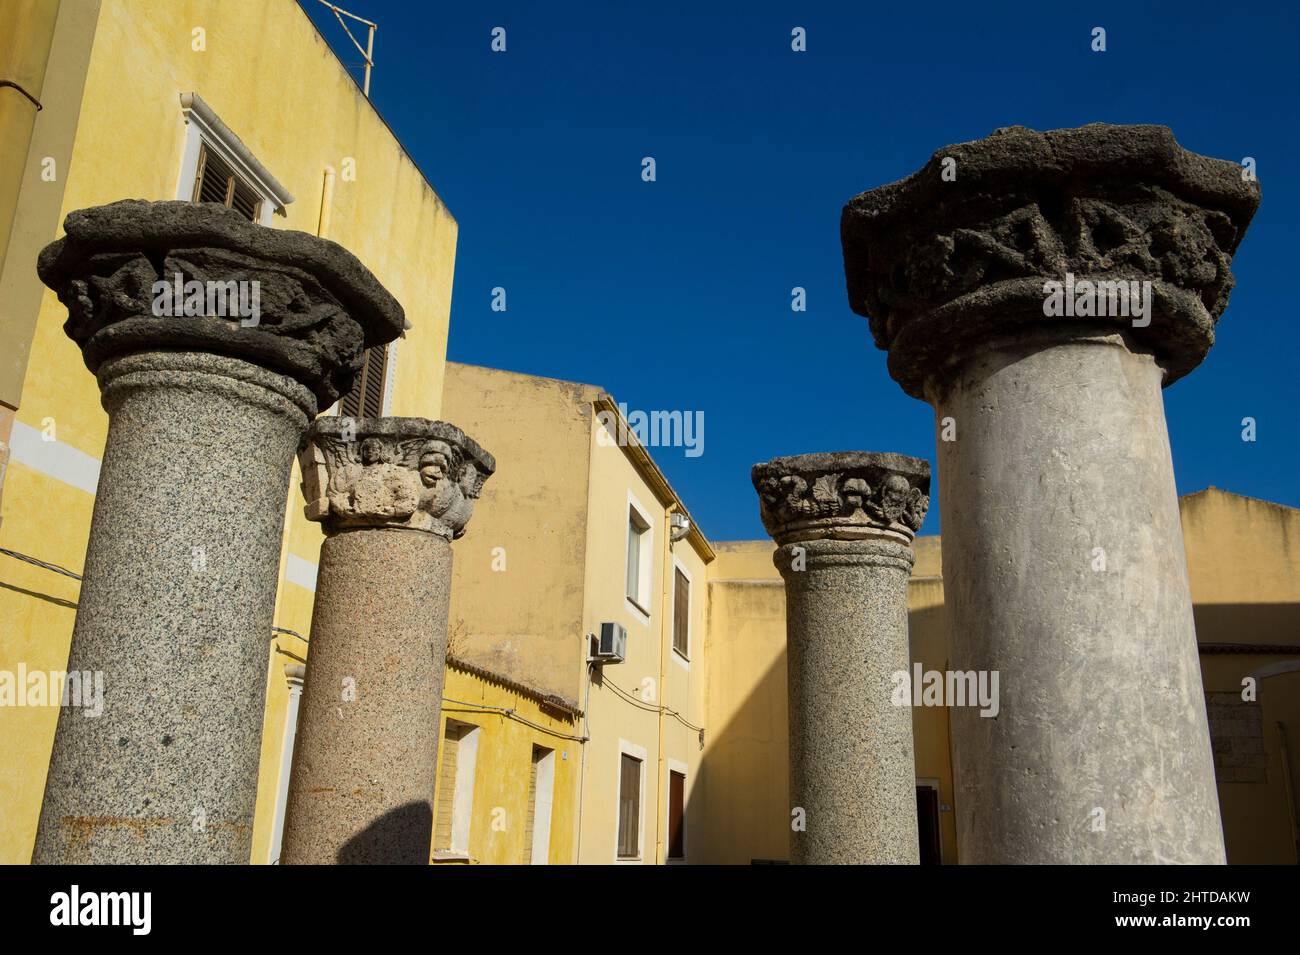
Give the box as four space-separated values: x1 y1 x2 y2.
338 344 389 419
672 565 690 659
177 93 291 226
617 752 642 859
668 769 686 861
192 143 263 222
434 720 479 858
523 745 555 865
625 496 653 616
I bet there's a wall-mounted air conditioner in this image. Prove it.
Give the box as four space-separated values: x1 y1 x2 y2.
588 622 627 665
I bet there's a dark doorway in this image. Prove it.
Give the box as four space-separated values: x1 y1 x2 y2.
916 785 942 865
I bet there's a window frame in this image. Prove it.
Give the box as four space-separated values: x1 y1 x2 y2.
614 739 647 863
624 490 654 623
175 92 293 226
671 558 692 665
267 664 305 864
524 745 556 865
433 719 480 860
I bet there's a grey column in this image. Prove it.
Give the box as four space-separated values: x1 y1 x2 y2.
32 200 403 864
753 452 930 864
840 124 1261 863
280 417 494 864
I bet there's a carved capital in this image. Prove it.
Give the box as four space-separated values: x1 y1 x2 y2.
299 417 496 539
37 200 406 411
751 451 930 546
841 124 1260 399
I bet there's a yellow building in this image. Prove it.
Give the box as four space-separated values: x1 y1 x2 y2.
442 362 713 864
0 0 497 864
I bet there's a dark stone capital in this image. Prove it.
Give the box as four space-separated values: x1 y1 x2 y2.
299 417 496 539
841 124 1260 400
37 200 406 411
752 451 930 547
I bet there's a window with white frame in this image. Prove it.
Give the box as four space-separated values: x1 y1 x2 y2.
267 664 304 864
523 745 556 865
672 563 690 659
625 494 653 616
617 750 643 860
176 92 293 226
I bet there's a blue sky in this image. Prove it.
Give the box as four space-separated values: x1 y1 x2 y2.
303 1 1298 541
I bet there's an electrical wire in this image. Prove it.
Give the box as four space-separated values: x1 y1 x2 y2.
0 546 82 580
600 673 706 733
441 695 587 743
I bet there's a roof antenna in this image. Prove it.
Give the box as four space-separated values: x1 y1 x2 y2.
315 1 377 96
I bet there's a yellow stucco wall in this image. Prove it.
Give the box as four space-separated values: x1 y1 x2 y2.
576 410 710 863
0 0 458 864
431 666 581 865
441 362 599 706
698 544 788 864
1182 488 1300 864
0 0 61 328
438 364 714 864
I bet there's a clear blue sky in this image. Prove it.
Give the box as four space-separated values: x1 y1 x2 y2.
303 0 1298 541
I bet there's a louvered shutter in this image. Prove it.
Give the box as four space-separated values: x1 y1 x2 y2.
192 143 263 223
673 567 689 656
617 753 641 858
339 344 388 419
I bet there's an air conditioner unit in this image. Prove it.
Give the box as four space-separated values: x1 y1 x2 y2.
589 622 627 665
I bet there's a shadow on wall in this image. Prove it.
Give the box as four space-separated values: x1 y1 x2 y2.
692 650 789 865
336 801 433 865
1193 602 1300 640
1194 601 1300 866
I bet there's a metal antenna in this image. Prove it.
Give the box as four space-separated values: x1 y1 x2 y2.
315 1 377 96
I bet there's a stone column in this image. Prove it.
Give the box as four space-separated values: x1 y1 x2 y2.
841 124 1261 863
32 200 404 864
280 416 494 864
752 452 930 864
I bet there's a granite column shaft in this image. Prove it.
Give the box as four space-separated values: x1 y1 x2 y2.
280 417 494 864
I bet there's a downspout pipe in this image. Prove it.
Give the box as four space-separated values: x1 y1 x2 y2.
654 503 677 864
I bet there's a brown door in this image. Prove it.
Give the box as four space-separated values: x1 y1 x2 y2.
668 770 685 860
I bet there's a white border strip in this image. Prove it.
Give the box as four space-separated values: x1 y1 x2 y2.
8 421 100 494
284 554 318 592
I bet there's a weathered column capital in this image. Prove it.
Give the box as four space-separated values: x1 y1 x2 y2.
36 200 405 411
752 451 930 548
841 124 1261 400
299 417 496 539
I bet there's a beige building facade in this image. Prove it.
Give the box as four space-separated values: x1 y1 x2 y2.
443 359 1300 865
